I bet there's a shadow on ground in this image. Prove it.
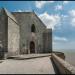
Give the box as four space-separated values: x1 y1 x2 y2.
50 57 60 74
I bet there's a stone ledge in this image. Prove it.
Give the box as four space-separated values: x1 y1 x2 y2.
51 53 75 74
7 54 51 60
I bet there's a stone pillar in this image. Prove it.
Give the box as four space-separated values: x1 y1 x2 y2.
28 49 30 54
35 41 37 53
28 41 30 54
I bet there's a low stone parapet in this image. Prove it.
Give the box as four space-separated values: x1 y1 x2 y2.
52 51 65 60
51 53 75 74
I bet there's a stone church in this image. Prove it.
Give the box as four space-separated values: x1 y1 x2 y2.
0 8 52 57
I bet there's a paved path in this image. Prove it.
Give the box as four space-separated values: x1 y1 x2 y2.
0 57 55 74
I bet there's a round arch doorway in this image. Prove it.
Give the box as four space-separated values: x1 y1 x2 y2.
30 41 35 53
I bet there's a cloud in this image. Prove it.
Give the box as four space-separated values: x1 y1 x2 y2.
53 40 75 50
54 36 68 42
61 14 68 18
17 10 23 12
14 9 31 12
71 18 75 26
35 1 54 8
14 10 23 12
69 10 75 27
63 1 69 4
69 10 75 17
39 12 61 30
55 5 63 10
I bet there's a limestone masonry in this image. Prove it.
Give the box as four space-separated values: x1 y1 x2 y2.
0 8 52 58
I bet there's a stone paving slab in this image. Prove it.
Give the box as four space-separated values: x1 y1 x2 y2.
0 57 55 74
8 54 51 60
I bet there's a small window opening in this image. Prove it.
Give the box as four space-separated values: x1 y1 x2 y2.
31 24 36 32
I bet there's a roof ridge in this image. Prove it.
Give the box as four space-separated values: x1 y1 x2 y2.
1 8 17 23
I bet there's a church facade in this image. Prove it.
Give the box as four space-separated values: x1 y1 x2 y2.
0 8 52 57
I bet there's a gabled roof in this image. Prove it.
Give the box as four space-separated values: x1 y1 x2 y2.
33 12 46 28
12 11 46 28
1 8 17 23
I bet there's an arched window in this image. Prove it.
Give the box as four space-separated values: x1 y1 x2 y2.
31 24 36 32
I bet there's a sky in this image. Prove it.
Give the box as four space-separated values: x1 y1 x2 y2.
0 1 75 51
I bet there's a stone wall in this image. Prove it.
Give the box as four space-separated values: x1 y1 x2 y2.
51 53 75 74
12 12 47 53
0 9 8 59
43 29 52 53
8 17 20 56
